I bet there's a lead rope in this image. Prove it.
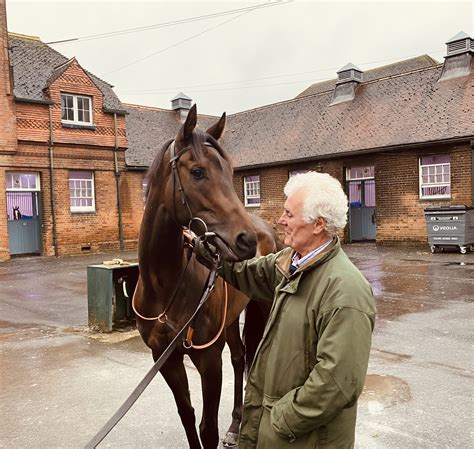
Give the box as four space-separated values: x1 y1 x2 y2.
84 263 219 449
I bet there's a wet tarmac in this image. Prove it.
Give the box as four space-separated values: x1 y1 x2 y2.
0 245 473 448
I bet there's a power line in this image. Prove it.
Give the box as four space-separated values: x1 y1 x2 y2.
45 1 292 45
103 1 287 76
116 49 445 95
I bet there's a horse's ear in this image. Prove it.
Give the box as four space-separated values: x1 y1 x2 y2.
176 104 197 143
206 112 226 140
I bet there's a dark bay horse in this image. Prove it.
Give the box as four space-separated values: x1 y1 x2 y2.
134 104 279 448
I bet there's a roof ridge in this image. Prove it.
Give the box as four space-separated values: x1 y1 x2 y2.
124 103 173 112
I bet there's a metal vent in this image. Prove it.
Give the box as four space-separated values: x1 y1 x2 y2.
338 71 351 81
448 39 468 54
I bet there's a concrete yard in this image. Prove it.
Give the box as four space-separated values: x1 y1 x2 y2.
1 245 473 448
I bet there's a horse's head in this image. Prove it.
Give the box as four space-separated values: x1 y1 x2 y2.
158 104 257 262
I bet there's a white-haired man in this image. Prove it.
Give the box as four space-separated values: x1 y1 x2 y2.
197 171 376 449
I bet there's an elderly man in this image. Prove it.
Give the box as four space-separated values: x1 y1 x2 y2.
197 171 376 448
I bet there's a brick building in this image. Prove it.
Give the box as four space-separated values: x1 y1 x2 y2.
0 2 130 261
124 33 473 247
1 0 473 261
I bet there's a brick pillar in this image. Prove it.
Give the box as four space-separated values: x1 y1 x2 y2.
0 0 17 155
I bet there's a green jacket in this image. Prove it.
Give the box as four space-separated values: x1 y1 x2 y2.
221 239 376 449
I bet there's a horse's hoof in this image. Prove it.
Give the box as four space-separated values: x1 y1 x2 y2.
222 431 239 447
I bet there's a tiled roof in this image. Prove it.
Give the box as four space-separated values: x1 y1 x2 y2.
124 104 218 167
9 33 125 113
222 59 474 168
296 55 439 97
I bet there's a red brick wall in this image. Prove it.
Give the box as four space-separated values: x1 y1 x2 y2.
0 2 17 155
120 170 146 249
16 60 127 149
233 143 472 245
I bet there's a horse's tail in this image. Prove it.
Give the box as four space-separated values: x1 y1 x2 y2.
243 300 268 374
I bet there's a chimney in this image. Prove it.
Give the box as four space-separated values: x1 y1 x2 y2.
171 92 192 122
0 1 18 154
330 63 363 105
439 31 473 82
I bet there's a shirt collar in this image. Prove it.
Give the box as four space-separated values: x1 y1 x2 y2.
291 238 334 271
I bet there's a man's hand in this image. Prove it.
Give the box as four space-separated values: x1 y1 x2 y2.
193 238 219 269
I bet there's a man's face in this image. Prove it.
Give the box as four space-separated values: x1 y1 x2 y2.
278 189 320 256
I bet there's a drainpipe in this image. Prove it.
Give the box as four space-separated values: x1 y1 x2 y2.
114 113 124 251
48 105 58 257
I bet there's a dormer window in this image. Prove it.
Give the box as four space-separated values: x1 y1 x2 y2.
61 93 93 125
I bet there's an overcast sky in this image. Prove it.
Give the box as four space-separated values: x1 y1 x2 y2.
6 0 473 116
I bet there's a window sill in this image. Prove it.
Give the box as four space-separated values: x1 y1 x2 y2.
62 122 96 130
419 197 451 202
245 204 261 208
71 210 96 215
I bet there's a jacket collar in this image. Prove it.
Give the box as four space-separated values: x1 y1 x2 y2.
276 237 340 281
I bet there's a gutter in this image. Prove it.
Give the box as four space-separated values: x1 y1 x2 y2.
48 105 58 257
114 113 124 251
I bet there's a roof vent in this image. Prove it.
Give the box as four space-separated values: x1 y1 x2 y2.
439 31 473 82
331 63 363 105
336 63 363 84
171 92 192 122
446 31 473 56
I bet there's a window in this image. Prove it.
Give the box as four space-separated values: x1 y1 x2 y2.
244 175 260 207
6 172 40 191
419 155 451 199
346 166 374 181
61 94 93 125
289 169 310 178
69 171 95 212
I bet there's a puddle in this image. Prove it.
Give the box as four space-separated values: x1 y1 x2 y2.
360 374 411 413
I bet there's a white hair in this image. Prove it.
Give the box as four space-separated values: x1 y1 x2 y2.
284 171 348 235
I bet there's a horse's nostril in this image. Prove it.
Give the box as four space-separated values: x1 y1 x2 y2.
236 231 257 255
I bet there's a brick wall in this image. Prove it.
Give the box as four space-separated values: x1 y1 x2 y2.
16 61 127 149
0 1 17 155
233 143 472 245
120 170 146 249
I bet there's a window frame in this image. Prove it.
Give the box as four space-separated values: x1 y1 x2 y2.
6 172 41 191
419 156 451 200
244 175 261 207
69 171 96 213
61 93 93 126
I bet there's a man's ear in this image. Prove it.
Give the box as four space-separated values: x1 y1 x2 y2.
313 217 327 234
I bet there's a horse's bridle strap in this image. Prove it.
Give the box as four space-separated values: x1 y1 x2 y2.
184 281 228 350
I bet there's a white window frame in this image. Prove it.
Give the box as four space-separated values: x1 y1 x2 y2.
419 157 451 200
69 171 95 213
346 166 374 181
244 175 260 207
61 93 93 125
6 172 41 191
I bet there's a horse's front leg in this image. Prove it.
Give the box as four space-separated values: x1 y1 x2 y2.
190 342 224 449
158 350 201 449
222 318 245 447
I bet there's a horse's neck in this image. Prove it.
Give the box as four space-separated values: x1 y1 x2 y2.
139 202 186 292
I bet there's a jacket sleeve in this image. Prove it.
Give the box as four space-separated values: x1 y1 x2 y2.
270 306 375 440
219 251 282 303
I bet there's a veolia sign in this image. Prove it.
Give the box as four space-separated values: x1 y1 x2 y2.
432 224 458 232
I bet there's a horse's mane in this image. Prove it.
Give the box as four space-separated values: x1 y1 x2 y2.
144 128 231 202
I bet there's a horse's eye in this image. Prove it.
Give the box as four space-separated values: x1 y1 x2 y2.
190 168 205 180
